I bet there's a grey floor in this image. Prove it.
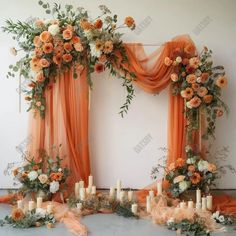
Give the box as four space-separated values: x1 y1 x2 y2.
0 190 235 236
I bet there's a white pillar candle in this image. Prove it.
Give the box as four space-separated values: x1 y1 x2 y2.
201 197 207 210
80 188 86 201
116 179 122 199
17 200 23 209
36 197 43 208
47 203 53 214
76 202 83 210
88 175 93 188
157 182 162 195
79 180 84 188
28 200 35 211
75 182 80 199
207 195 212 210
149 190 154 199
91 186 96 195
188 200 194 209
128 190 133 201
119 191 125 203
109 187 115 198
146 195 151 213
86 187 90 195
131 203 138 214
196 189 201 204
180 201 187 209
196 202 201 210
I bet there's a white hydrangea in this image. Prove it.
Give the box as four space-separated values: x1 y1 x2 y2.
198 160 209 172
89 43 101 58
179 181 189 192
48 24 60 36
49 181 59 193
28 171 38 181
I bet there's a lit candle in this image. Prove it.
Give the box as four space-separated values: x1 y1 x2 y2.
180 201 187 209
201 196 207 210
116 179 122 199
36 197 43 208
91 186 96 195
207 195 212 210
131 203 138 214
80 188 86 201
157 181 162 195
128 190 133 201
146 195 151 213
75 182 80 199
79 180 84 188
149 190 154 199
47 203 53 214
188 200 194 209
28 200 35 211
17 200 23 209
88 175 93 188
119 191 125 203
196 189 201 204
109 187 115 198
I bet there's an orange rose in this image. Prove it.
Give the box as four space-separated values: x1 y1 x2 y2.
188 165 195 172
71 36 81 44
12 208 25 221
176 158 185 168
192 83 200 91
62 53 73 62
186 74 197 84
215 76 227 88
189 57 200 69
30 57 41 72
43 42 53 54
53 54 62 65
36 72 45 83
33 36 41 47
39 31 51 43
74 43 83 52
181 87 193 100
208 163 217 172
124 16 135 28
197 87 208 97
189 96 202 108
162 179 171 190
94 19 103 29
34 48 43 57
54 46 64 55
64 42 73 52
40 58 50 68
103 40 113 54
170 73 179 82
200 73 209 83
164 57 172 66
184 44 196 56
203 94 213 104
94 63 104 73
32 165 39 171
95 40 104 51
190 172 201 184
80 19 94 30
62 29 73 40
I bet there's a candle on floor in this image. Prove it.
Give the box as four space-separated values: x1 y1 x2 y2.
201 196 207 210
36 197 43 208
17 200 23 209
149 190 154 199
88 175 93 188
196 202 201 210
91 186 96 195
47 203 53 214
79 180 84 188
196 189 201 204
119 191 125 203
131 203 138 215
157 181 162 195
146 195 151 213
128 190 133 201
109 187 115 198
80 188 86 201
207 195 212 210
75 182 80 199
116 179 122 199
188 200 194 209
180 201 186 209
28 200 35 211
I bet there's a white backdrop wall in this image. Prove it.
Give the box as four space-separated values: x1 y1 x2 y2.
0 0 235 189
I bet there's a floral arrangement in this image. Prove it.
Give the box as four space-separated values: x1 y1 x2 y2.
164 46 228 140
13 150 69 198
212 211 233 225
0 208 55 228
2 1 136 117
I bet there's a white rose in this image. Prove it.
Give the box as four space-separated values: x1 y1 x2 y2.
38 174 48 184
186 158 196 164
48 24 60 36
28 171 38 181
179 181 189 192
89 43 101 58
36 208 47 218
176 56 182 63
219 215 225 223
49 181 59 193
198 160 209 172
196 77 202 83
58 168 62 172
186 101 192 109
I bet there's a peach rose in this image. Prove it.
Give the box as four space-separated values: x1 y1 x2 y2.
38 174 48 184
186 74 197 84
80 19 93 30
181 87 193 100
54 46 64 55
40 58 50 68
36 72 45 83
43 42 53 54
216 109 223 117
94 19 103 29
170 73 179 82
36 101 41 107
168 162 175 172
53 54 62 65
189 96 202 108
71 36 81 44
104 40 113 54
164 57 172 66
216 76 227 88
189 57 200 69
30 58 41 72
95 40 104 51
200 73 209 83
33 36 41 47
208 163 217 173
124 16 135 28
197 86 208 97
99 54 107 63
12 208 24 221
173 175 185 184
64 42 73 52
62 53 73 62
35 20 44 28
74 43 84 52
188 165 195 172
192 83 200 91
34 48 43 57
62 29 73 40
203 94 213 104
39 31 51 43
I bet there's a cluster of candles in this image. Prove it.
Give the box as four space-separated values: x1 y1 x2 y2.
17 197 53 214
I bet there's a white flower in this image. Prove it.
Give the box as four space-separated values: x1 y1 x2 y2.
219 215 225 223
186 101 192 109
179 181 189 192
38 174 48 184
44 19 51 25
58 168 62 172
28 171 38 181
196 77 202 83
36 208 47 218
89 43 101 58
186 158 196 164
198 160 209 172
212 211 220 219
48 24 60 36
49 181 59 193
176 56 182 63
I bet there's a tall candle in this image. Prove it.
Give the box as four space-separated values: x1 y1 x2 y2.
188 200 194 209
207 195 212 210
149 190 154 199
196 202 201 210
196 189 201 203
88 175 93 188
79 180 84 188
109 187 115 198
131 203 138 214
28 200 35 211
47 203 53 214
146 195 151 213
116 179 122 199
80 188 86 201
119 191 125 203
36 197 43 208
202 196 207 210
128 190 133 201
17 200 23 209
180 201 187 209
75 182 80 199
157 182 162 195
91 186 96 195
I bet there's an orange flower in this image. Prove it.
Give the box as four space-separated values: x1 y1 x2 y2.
80 19 93 30
43 43 53 54
66 24 74 32
168 162 176 172
71 36 81 44
34 48 43 57
164 57 172 66
184 44 196 56
170 73 179 82
74 43 83 52
94 19 103 29
62 53 73 63
189 57 200 69
190 172 201 184
197 86 208 97
36 72 45 83
215 76 227 88
188 165 195 172
203 94 213 104
33 36 41 47
39 31 51 43
94 63 104 73
40 58 50 68
162 180 170 190
176 158 185 168
50 172 63 181
200 73 209 83
64 42 73 52
186 74 197 84
13 168 18 176
95 40 104 51
53 54 62 65
181 87 193 100
30 57 41 72
22 171 29 177
124 16 135 28
32 165 39 171
208 163 217 173
103 40 113 54
12 208 25 221
182 58 189 65
62 29 73 40
54 46 64 55
192 83 200 91
189 96 202 108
